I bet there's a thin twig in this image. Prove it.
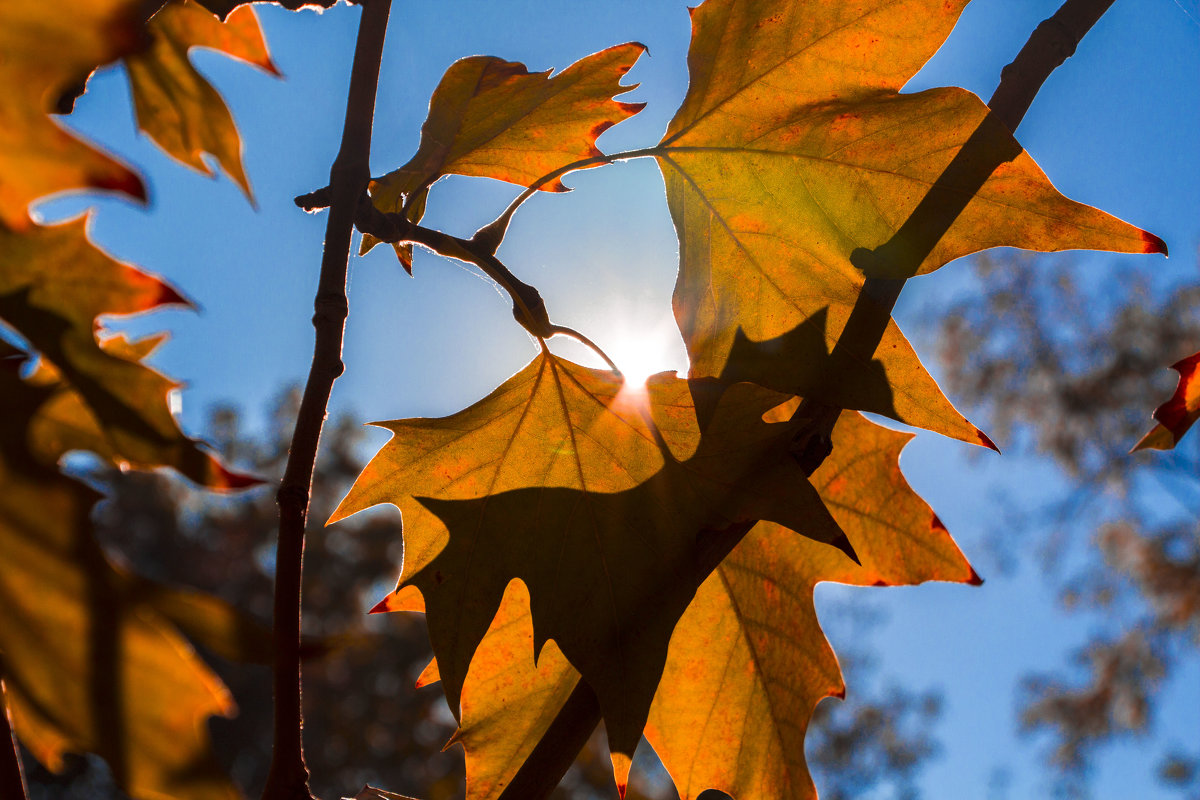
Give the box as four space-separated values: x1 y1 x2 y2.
548 325 620 373
263 2 391 799
498 2 1122 797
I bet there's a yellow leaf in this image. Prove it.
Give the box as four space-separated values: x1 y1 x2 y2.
364 43 645 262
0 353 244 800
385 410 976 799
646 409 979 800
659 0 1164 443
127 0 278 199
332 353 849 759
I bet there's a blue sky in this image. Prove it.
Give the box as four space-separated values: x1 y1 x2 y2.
41 0 1200 797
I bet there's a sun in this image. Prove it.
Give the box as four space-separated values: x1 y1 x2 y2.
602 317 688 391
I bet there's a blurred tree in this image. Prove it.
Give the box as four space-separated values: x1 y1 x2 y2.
934 250 1200 798
26 390 945 800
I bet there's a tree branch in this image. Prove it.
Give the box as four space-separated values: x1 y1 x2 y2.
263 2 391 799
789 0 1118 468
500 1 1122 796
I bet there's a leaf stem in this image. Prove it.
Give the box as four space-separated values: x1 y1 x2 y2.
548 325 620 373
0 672 29 800
473 146 663 248
504 1 1122 795
263 2 391 799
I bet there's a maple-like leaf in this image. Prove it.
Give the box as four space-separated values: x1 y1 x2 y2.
364 44 645 269
0 216 256 488
331 353 851 759
644 406 978 800
1133 351 1200 451
0 0 146 228
126 0 278 199
377 410 976 800
0 345 260 800
657 0 1165 444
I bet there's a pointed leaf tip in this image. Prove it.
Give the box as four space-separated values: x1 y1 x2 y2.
611 751 632 798
967 566 985 586
976 429 1000 452
368 596 391 614
1142 229 1168 256
92 170 148 202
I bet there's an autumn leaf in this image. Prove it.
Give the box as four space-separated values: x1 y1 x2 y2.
0 345 257 800
644 407 978 800
127 0 278 199
0 216 256 488
658 0 1164 443
194 0 337 20
363 44 645 268
1133 351 1200 451
0 0 146 228
331 352 851 759
377 409 975 799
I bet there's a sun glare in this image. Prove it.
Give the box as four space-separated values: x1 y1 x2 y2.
604 318 687 391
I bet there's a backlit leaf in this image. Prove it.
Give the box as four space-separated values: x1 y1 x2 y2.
364 44 645 264
645 408 979 800
391 410 976 799
659 0 1164 443
127 0 278 199
0 349 245 800
0 216 256 488
331 353 850 759
1134 351 1200 451
0 0 146 228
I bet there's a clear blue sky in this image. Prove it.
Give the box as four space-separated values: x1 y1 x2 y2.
41 1 1200 797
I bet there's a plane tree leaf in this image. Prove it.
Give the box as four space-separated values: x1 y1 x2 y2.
1133 351 1200 451
0 346 251 800
126 0 278 199
0 0 146 228
0 216 257 489
658 0 1165 443
364 44 645 268
374 409 976 799
330 353 851 760
644 406 979 800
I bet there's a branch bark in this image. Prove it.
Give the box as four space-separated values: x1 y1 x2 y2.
262 2 392 799
498 1 1119 796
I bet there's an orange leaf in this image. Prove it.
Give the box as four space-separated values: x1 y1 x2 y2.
0 216 257 489
0 0 146 228
332 353 850 759
659 0 1164 444
364 43 645 263
126 0 278 199
386 411 976 799
1133 351 1200 451
0 350 245 800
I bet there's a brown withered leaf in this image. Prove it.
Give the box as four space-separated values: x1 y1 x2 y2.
1134 351 1200 451
127 0 278 199
363 44 645 268
0 346 255 800
658 0 1164 444
0 216 256 488
0 0 146 228
331 353 850 760
376 410 976 799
